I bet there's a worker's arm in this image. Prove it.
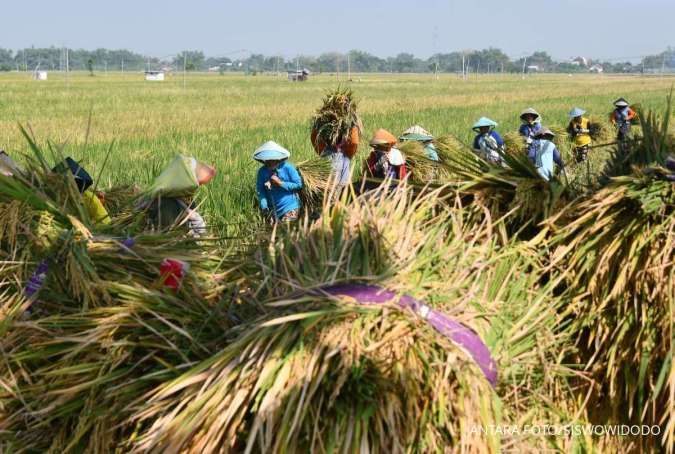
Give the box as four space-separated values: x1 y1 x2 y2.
256 169 269 211
553 146 564 168
626 108 636 120
280 165 303 192
472 135 481 151
492 131 505 147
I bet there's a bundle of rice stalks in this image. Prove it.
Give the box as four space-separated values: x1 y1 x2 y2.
588 117 614 143
311 86 362 148
396 140 454 184
296 157 333 212
100 183 142 217
546 102 675 451
503 132 526 156
444 143 569 231
0 281 240 453
127 187 586 452
434 134 465 162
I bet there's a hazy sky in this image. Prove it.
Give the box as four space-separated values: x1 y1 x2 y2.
1 0 672 61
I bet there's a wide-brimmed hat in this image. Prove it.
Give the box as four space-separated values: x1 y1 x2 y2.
534 127 555 139
253 141 291 162
399 125 433 142
370 128 397 147
614 97 629 107
519 107 541 121
569 107 586 118
472 117 498 131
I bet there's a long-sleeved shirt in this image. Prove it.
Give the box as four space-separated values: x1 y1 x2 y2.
424 143 440 162
519 123 542 142
472 130 505 151
527 139 564 181
256 161 302 219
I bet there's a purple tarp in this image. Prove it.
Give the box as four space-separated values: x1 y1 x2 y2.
322 284 498 387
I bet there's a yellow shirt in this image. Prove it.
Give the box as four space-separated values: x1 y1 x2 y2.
82 190 111 225
569 117 592 147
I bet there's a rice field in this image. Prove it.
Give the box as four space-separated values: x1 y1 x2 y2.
1 71 675 453
1 72 672 224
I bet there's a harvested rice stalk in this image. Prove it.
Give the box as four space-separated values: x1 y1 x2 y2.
311 87 362 150
503 132 526 156
296 157 333 213
397 140 455 184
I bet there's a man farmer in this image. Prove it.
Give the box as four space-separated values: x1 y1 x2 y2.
566 107 593 163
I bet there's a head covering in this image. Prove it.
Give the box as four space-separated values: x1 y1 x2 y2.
253 141 291 162
569 107 586 118
534 127 555 139
520 107 541 122
399 125 433 142
148 155 199 198
52 157 93 193
472 117 498 131
614 97 629 107
387 147 406 166
369 129 397 147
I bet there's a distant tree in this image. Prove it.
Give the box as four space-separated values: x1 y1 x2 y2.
0 48 13 71
173 51 205 71
87 58 94 76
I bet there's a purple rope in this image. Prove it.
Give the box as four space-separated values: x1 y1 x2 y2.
24 259 50 299
322 284 498 387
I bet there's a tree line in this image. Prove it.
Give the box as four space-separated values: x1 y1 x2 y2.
0 46 673 74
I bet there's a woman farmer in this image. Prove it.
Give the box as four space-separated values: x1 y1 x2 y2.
566 107 593 163
254 141 303 223
366 129 408 180
311 115 361 191
471 117 505 165
399 125 439 162
518 107 543 148
610 97 636 141
145 155 216 236
528 127 565 181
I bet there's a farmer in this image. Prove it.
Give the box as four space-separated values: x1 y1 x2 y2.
399 125 439 162
145 155 216 236
610 98 636 141
566 107 593 163
518 107 543 148
528 128 565 181
471 117 505 165
0 150 20 176
53 157 111 225
366 129 408 180
311 121 361 191
254 141 303 223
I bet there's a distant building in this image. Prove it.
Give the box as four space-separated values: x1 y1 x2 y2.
145 70 165 81
570 56 588 67
33 71 48 81
589 65 604 73
526 65 540 73
287 68 310 81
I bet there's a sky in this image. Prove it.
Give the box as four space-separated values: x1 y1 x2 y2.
1 0 673 61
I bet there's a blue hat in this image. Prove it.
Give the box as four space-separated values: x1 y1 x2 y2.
253 141 291 162
472 117 498 131
569 107 586 118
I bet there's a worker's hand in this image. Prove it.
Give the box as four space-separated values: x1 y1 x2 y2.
270 175 283 187
525 137 533 145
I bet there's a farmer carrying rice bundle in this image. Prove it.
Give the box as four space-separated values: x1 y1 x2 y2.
527 127 565 181
472 117 505 166
311 87 362 191
518 107 543 150
399 125 439 161
52 157 111 225
610 97 636 142
567 107 594 163
144 155 215 236
254 141 303 223
365 128 408 181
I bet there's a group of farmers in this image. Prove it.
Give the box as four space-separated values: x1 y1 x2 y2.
254 97 637 222
0 97 637 232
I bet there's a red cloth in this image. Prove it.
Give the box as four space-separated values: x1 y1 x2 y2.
366 151 409 180
160 259 188 291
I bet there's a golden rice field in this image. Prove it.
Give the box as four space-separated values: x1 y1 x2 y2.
0 71 673 224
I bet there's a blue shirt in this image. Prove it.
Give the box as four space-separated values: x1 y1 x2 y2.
472 131 504 150
256 161 302 218
527 139 564 180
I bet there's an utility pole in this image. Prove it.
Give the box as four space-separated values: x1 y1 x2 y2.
183 52 187 89
65 47 69 87
662 53 666 74
23 49 27 72
104 60 107 76
336 54 339 81
461 53 465 80
121 58 124 73
521 56 528 80
347 53 351 80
